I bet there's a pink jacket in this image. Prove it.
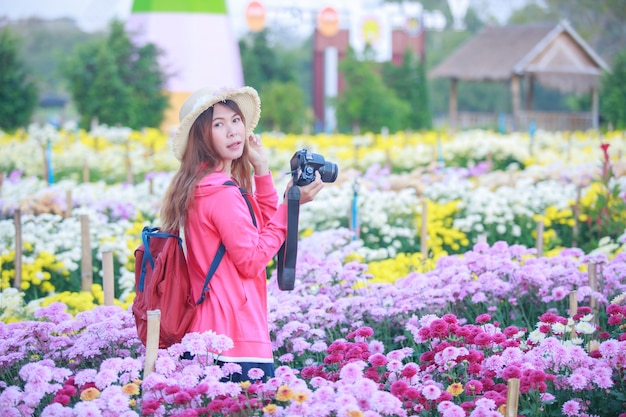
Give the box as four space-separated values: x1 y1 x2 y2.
186 171 287 363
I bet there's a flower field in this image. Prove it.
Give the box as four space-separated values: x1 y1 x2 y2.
1 125 626 416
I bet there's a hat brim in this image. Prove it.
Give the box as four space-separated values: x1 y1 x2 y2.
172 86 261 161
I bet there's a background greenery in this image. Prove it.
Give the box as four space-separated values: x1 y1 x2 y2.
1 0 626 133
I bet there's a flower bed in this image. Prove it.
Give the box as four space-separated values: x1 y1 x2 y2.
1 126 626 416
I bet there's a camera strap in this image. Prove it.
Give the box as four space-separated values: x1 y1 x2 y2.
276 186 301 291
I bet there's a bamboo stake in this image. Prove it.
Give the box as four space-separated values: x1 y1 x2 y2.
65 189 72 218
420 199 428 259
13 209 23 290
588 262 598 326
505 378 520 417
80 214 92 291
569 290 578 339
125 139 133 184
102 251 114 306
572 185 581 247
42 143 49 184
536 221 544 256
83 158 90 183
144 310 161 376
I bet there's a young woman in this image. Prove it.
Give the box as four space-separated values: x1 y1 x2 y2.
160 86 323 381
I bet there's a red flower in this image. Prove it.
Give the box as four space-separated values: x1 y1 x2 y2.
441 313 458 324
600 143 610 163
476 313 491 323
401 363 418 378
369 353 388 367
465 379 484 394
539 312 558 323
606 303 622 315
473 333 492 346
356 326 374 338
429 319 449 338
391 380 409 397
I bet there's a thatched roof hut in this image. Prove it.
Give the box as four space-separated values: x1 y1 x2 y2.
429 20 609 131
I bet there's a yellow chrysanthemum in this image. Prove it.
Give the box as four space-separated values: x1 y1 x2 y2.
446 382 464 397
122 383 140 396
294 391 308 404
275 385 295 402
80 387 101 401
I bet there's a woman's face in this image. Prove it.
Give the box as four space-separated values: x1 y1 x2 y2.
210 102 246 168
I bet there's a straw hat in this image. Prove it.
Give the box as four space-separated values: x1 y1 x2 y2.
171 86 261 161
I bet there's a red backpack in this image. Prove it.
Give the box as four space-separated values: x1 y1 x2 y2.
132 181 256 349
132 227 225 348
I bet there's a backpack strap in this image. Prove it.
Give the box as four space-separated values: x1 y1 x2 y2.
196 243 225 305
196 181 257 305
139 226 180 292
223 180 257 227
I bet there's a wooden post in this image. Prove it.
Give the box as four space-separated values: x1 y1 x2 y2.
511 74 521 131
572 184 581 247
144 310 161 376
421 199 428 259
102 251 114 306
505 378 520 417
65 189 72 218
83 158 90 183
125 139 133 184
42 142 49 184
13 210 23 290
588 262 598 326
80 214 92 291
449 78 458 132
569 290 578 339
536 221 544 256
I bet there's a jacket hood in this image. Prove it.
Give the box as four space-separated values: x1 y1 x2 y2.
195 172 237 198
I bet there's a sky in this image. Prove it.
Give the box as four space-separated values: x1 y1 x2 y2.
0 0 532 35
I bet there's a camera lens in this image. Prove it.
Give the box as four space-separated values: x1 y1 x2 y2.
319 162 338 183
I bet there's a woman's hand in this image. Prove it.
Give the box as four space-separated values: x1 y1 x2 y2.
247 133 269 175
283 172 324 205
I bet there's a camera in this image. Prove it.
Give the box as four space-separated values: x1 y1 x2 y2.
290 149 338 186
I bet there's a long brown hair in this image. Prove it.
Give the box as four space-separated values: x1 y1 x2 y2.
160 100 253 232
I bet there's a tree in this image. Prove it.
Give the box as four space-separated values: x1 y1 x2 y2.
239 29 312 133
600 47 626 129
0 27 38 131
239 29 295 89
60 20 168 129
258 81 311 133
382 49 432 130
336 47 409 134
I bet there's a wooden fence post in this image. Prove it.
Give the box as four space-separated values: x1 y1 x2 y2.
421 199 428 259
65 189 72 218
102 250 114 306
144 310 161 376
125 139 133 184
80 214 92 291
13 209 22 290
505 378 520 417
569 290 578 339
83 158 90 183
588 262 599 326
536 220 544 256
